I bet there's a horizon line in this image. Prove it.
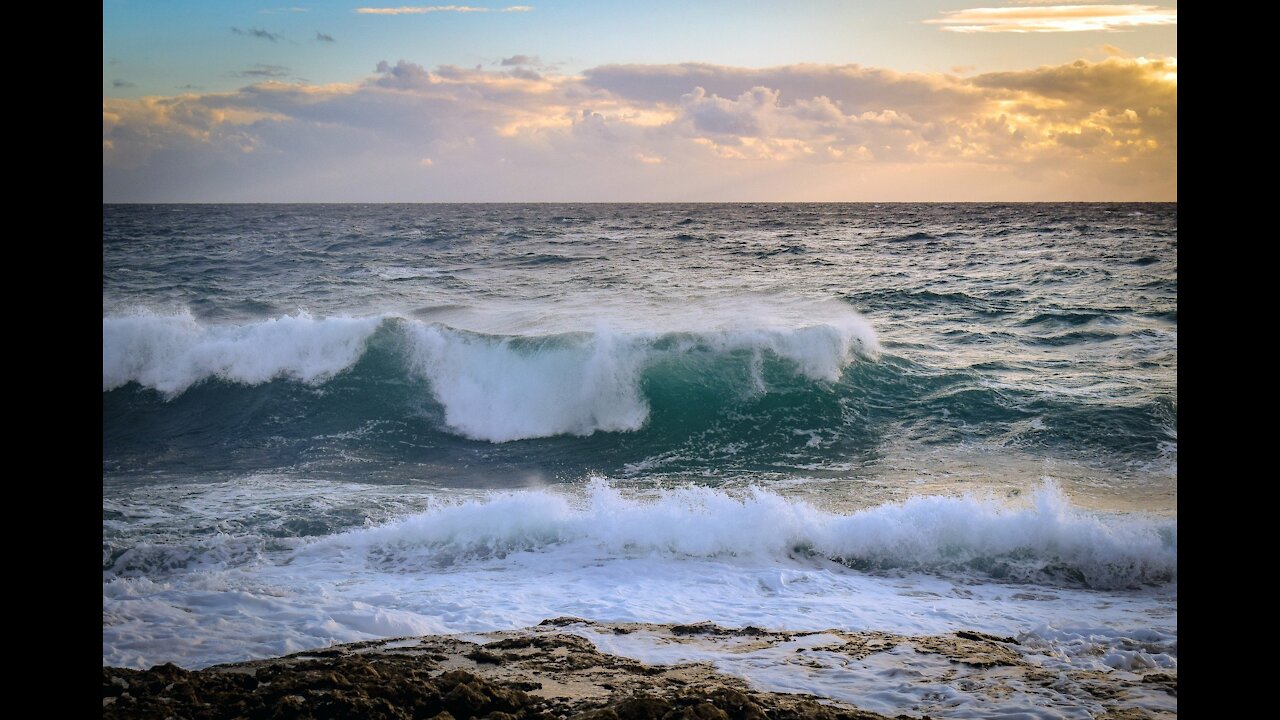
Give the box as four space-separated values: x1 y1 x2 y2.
102 200 1179 205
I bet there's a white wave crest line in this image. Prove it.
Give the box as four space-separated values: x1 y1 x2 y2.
306 479 1176 589
102 310 388 395
103 309 879 441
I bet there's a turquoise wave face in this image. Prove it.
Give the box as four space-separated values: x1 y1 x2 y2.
102 316 1176 484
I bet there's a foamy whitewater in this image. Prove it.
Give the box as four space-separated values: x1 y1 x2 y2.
103 203 1177 715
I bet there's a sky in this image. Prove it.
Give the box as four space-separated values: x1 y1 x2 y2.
103 1 1178 201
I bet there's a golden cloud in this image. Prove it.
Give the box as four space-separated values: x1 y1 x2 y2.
927 4 1177 33
103 58 1176 201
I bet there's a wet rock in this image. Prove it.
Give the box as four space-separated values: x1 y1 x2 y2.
954 630 1018 645
540 617 588 627
100 626 1041 720
670 623 729 636
467 649 505 665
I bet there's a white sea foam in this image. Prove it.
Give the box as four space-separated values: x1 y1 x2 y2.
102 311 384 395
103 479 1176 675
310 479 1175 587
404 325 651 442
579 625 1177 720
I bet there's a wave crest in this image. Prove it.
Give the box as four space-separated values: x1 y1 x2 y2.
102 311 384 395
311 480 1176 589
103 310 879 442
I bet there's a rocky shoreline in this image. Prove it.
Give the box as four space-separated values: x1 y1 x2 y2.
102 619 1175 719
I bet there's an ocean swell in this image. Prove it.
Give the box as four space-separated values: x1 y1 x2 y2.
103 310 879 442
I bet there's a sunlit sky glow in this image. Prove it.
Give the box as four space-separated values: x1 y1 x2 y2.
103 1 1177 201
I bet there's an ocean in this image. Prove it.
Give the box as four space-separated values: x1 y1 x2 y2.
102 203 1176 716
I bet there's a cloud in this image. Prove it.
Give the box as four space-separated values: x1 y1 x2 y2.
103 57 1176 201
927 4 1177 33
501 55 538 66
232 27 282 42
317 32 336 42
582 63 989 120
112 79 136 88
236 64 291 78
356 5 533 14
